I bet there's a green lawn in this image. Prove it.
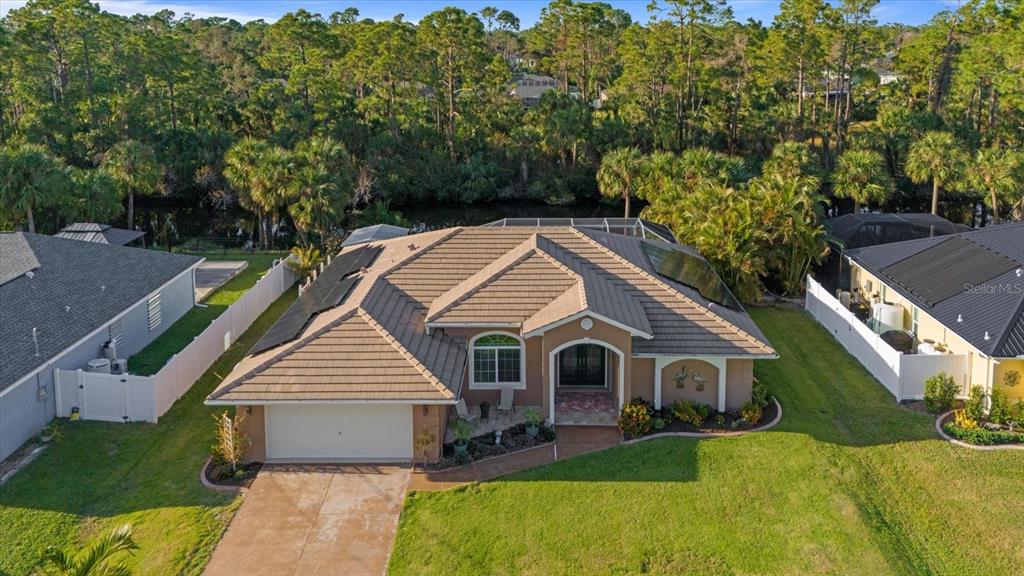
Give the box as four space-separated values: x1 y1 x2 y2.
128 252 285 375
390 308 1024 575
0 286 297 576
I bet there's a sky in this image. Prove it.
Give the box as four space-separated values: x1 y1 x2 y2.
2 0 963 26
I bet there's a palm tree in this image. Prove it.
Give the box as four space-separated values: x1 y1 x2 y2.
762 141 821 182
0 144 69 233
68 168 122 223
832 149 892 213
101 140 162 230
961 148 1020 224
288 137 354 244
251 146 294 249
598 147 645 218
905 131 965 216
35 523 137 576
225 137 271 249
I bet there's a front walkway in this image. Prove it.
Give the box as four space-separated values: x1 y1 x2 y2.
408 425 622 492
555 389 618 425
204 465 409 576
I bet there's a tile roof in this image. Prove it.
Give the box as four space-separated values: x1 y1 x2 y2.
846 222 1024 357
208 225 774 404
0 232 201 391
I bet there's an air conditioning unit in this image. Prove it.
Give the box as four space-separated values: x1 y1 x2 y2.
113 359 128 373
86 358 112 374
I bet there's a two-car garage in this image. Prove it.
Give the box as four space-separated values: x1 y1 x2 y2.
264 404 414 462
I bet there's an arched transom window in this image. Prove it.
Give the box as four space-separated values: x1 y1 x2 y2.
471 333 523 387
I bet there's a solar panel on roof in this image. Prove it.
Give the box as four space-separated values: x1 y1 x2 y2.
880 236 1018 306
250 245 382 354
642 242 743 310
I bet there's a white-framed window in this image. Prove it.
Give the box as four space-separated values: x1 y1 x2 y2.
470 332 524 389
911 305 919 336
147 293 162 331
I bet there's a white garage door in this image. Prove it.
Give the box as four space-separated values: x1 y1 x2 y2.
266 404 413 462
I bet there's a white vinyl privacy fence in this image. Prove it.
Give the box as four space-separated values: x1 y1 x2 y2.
804 276 967 401
56 259 296 422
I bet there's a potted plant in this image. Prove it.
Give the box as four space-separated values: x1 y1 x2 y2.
524 409 543 438
479 400 490 421
452 418 472 456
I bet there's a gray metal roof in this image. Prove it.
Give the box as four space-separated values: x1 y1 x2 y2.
0 233 201 391
55 223 145 246
846 222 1024 357
342 224 409 247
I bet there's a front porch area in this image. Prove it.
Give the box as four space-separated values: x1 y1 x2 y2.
554 389 618 426
444 404 544 443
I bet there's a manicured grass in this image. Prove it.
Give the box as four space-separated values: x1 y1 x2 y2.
390 308 1024 575
0 286 297 576
128 252 285 375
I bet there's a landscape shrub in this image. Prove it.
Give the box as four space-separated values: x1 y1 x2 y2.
1009 400 1024 428
740 401 763 424
751 378 771 408
618 402 652 438
943 423 1024 446
923 372 958 413
988 388 1010 424
671 399 705 427
210 410 248 479
965 385 986 422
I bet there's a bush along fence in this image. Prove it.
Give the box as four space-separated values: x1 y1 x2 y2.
54 259 297 423
804 276 968 402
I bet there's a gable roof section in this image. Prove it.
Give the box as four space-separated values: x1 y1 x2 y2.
0 232 201 391
847 222 1024 357
208 311 458 403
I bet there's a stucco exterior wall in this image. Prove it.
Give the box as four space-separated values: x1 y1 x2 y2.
630 358 654 401
851 265 991 392
726 359 754 411
660 359 719 407
240 405 267 463
0 268 196 462
994 359 1024 402
413 404 447 463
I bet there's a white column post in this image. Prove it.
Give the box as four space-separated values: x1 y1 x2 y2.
653 357 669 409
713 358 727 412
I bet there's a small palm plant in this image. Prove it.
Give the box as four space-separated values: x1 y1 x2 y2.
288 245 322 280
35 523 138 576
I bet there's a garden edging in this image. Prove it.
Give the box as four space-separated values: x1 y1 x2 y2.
418 441 554 475
624 397 783 444
200 457 247 493
934 411 1024 451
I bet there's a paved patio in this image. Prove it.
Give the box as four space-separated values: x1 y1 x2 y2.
555 390 619 426
194 260 247 301
204 464 409 576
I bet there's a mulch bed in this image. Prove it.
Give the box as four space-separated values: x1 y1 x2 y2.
204 461 262 488
645 399 779 436
902 399 964 415
938 412 1024 446
427 423 555 471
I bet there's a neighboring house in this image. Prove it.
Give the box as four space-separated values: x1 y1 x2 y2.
845 222 1024 403
510 75 575 106
207 224 775 464
820 213 970 292
342 224 409 247
0 233 201 461
56 222 145 247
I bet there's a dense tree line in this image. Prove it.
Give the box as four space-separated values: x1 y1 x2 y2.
1 0 1022 298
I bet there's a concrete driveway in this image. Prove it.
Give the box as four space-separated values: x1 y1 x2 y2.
204 465 410 576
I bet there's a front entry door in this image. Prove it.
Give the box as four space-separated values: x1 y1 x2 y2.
558 344 606 388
